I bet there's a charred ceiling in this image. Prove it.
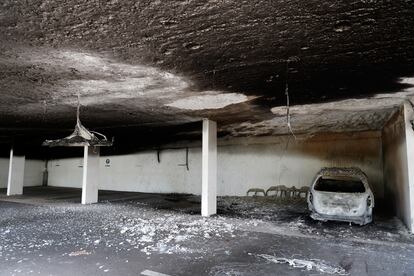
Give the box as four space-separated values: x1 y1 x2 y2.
0 0 414 152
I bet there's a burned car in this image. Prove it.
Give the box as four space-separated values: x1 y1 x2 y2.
307 167 374 225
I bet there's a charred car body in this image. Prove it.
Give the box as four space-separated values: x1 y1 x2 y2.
307 167 374 225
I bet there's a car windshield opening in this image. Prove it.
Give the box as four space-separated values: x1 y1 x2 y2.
314 176 366 193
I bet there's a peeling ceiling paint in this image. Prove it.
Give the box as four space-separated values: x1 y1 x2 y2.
166 93 249 110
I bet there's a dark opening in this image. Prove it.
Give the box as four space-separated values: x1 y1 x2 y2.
314 176 366 193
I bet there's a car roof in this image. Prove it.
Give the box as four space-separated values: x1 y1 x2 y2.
316 167 368 184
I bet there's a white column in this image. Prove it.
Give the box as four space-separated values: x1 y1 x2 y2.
7 148 25 196
403 102 414 232
383 101 414 233
81 146 100 204
202 119 217 217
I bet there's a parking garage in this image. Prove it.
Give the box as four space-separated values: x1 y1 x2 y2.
1 0 414 275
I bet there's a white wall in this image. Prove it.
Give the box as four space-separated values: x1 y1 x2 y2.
47 132 384 199
48 149 200 194
218 134 383 198
47 158 83 188
382 103 414 231
0 158 44 188
24 160 45 187
0 158 9 189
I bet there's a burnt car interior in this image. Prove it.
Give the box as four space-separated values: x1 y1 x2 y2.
314 176 366 193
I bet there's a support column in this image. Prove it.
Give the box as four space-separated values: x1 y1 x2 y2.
81 146 100 204
7 148 25 196
403 102 414 232
202 119 217 217
382 101 414 233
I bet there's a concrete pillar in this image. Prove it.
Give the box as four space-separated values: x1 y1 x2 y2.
81 146 100 204
403 102 414 232
382 101 414 232
7 148 25 196
202 119 217 217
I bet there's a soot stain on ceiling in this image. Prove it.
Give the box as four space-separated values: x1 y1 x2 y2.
0 0 414 150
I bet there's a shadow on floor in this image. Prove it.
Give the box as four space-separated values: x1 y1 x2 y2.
0 186 160 204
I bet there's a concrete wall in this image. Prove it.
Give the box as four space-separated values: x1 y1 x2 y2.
0 158 9 188
47 132 384 199
0 159 44 188
24 160 46 187
382 103 414 231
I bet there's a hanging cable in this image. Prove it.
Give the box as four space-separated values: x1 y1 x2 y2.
42 99 47 124
285 58 297 140
76 92 81 124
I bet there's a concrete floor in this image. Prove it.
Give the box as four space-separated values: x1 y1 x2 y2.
1 187 414 276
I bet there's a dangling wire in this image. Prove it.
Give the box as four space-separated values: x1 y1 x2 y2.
212 69 216 89
76 93 81 125
42 99 47 124
285 58 297 140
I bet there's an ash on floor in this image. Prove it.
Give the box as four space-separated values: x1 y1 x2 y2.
0 188 413 275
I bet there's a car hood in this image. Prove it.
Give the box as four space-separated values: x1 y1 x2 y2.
312 191 370 217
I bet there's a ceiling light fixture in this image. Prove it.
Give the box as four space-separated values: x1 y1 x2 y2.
42 94 113 147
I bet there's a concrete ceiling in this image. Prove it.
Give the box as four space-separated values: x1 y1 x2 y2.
1 0 414 149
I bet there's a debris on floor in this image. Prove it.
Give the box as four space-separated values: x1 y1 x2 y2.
1 191 414 275
256 254 349 275
114 211 237 255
